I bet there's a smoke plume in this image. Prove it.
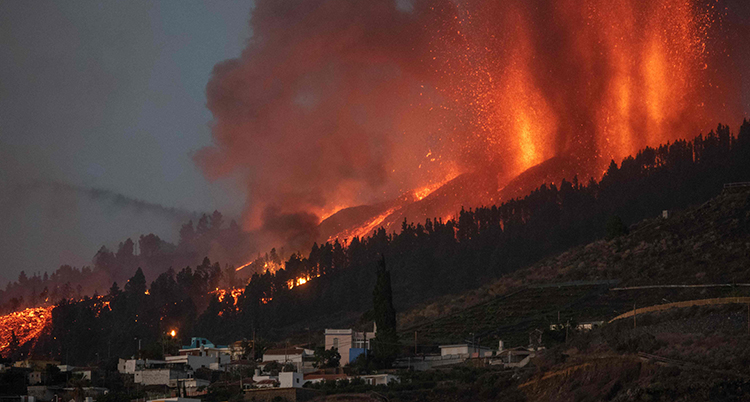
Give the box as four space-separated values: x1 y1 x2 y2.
196 0 749 246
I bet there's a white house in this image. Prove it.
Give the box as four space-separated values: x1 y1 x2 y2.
438 344 494 358
324 324 376 364
165 354 228 371
262 346 315 373
134 368 188 386
279 371 306 388
118 359 167 374
360 374 399 386
303 372 399 386
262 347 313 364
178 338 231 358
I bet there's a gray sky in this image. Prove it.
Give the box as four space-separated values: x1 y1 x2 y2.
0 1 253 283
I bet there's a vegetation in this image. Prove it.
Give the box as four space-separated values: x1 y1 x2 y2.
313 347 341 369
305 366 526 402
6 120 750 369
371 256 400 367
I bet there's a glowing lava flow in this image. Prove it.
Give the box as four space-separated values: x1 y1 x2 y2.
0 306 54 357
326 207 399 244
286 273 320 290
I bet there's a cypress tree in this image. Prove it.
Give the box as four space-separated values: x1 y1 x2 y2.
371 255 399 367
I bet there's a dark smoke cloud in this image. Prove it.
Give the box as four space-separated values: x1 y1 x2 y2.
197 0 750 247
261 206 320 251
195 0 446 245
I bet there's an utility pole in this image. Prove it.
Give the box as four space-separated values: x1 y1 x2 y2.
414 331 418 355
633 303 637 329
747 303 749 335
252 329 256 362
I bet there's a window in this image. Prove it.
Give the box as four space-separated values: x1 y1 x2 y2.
333 338 338 348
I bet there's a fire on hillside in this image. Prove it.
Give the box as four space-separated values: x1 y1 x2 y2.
196 0 743 251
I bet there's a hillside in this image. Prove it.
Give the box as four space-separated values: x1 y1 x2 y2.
7 122 750 365
399 187 750 339
518 302 750 401
317 155 594 243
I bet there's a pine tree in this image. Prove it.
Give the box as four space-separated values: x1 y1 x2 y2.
109 282 121 297
124 268 147 295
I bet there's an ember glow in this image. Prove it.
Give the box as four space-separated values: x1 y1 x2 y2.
0 306 54 357
213 287 245 305
287 272 320 290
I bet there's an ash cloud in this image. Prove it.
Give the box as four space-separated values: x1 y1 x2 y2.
195 0 444 246
197 0 750 247
261 206 320 251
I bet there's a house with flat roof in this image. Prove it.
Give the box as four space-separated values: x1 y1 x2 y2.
178 337 231 357
438 343 494 358
262 346 315 373
324 324 376 364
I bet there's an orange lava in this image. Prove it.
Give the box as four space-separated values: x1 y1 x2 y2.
326 207 398 243
0 306 54 357
286 273 320 290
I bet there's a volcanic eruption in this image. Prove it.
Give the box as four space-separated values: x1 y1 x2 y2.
197 0 747 251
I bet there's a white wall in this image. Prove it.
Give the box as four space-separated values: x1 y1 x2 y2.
279 372 305 388
134 369 186 386
439 345 469 356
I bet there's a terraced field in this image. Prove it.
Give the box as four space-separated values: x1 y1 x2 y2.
403 283 750 349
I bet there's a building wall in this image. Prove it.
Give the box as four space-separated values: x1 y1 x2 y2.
440 345 469 356
325 330 353 364
279 372 305 388
134 369 186 386
439 345 493 357
29 371 42 385
350 331 375 349
360 374 398 386
118 359 145 374
27 386 61 401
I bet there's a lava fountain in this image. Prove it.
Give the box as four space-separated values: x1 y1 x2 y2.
197 0 747 247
